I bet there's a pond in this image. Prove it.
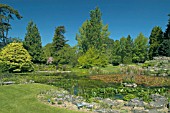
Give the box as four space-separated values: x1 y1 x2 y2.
2 72 169 102
46 73 169 102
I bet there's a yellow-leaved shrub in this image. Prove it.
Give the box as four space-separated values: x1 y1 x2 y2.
0 42 34 72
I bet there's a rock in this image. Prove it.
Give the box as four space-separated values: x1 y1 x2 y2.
76 103 84 109
147 109 162 113
126 98 144 107
55 98 64 102
107 109 120 113
86 103 94 109
3 81 15 85
102 98 115 106
29 80 34 83
64 95 74 102
56 93 64 98
149 101 163 109
121 106 132 112
120 64 125 67
94 109 107 113
95 109 120 113
148 94 168 111
132 109 149 113
123 83 138 87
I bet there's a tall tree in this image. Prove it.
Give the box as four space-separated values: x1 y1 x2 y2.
24 21 43 63
158 14 170 56
105 38 114 64
148 26 163 59
132 33 148 63
119 37 127 63
52 26 67 54
111 40 121 65
76 7 110 54
88 7 103 49
0 4 22 47
76 20 89 54
123 35 133 64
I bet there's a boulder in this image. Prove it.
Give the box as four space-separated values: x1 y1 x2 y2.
125 98 144 107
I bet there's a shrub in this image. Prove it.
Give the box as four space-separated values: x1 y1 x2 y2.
123 94 136 101
0 43 34 72
0 62 9 73
78 48 108 68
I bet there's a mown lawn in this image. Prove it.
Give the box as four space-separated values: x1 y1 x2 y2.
0 83 83 113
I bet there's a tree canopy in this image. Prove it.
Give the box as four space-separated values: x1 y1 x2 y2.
0 42 33 72
158 15 170 57
76 7 110 54
24 21 44 63
132 33 148 63
0 4 22 47
149 26 163 59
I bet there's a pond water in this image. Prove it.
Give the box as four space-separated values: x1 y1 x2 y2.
47 73 169 101
4 72 169 101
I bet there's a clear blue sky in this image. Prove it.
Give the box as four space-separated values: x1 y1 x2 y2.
1 0 170 46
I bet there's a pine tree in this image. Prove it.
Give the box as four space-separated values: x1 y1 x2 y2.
24 21 43 63
0 4 22 47
149 26 163 59
132 33 148 63
76 20 89 54
88 7 103 49
76 7 110 54
119 37 127 63
52 26 67 54
111 40 121 65
123 35 133 64
158 14 170 56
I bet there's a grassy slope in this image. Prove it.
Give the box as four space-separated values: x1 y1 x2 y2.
0 84 83 113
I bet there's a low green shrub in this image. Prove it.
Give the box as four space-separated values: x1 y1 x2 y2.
0 62 9 73
123 94 136 101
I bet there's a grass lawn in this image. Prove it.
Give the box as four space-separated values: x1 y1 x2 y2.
0 83 84 113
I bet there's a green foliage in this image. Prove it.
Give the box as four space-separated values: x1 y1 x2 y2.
51 77 168 102
111 40 121 65
119 37 127 63
104 38 114 64
123 94 136 101
149 26 163 59
76 7 110 54
142 61 156 68
111 36 133 65
158 15 170 57
0 61 9 73
52 26 67 53
78 47 108 68
43 43 53 59
158 39 170 57
0 42 34 72
33 64 56 71
53 44 78 66
123 35 133 64
24 21 44 63
88 7 103 50
132 33 148 63
0 4 22 47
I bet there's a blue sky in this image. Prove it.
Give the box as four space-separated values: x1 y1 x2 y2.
1 0 170 46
